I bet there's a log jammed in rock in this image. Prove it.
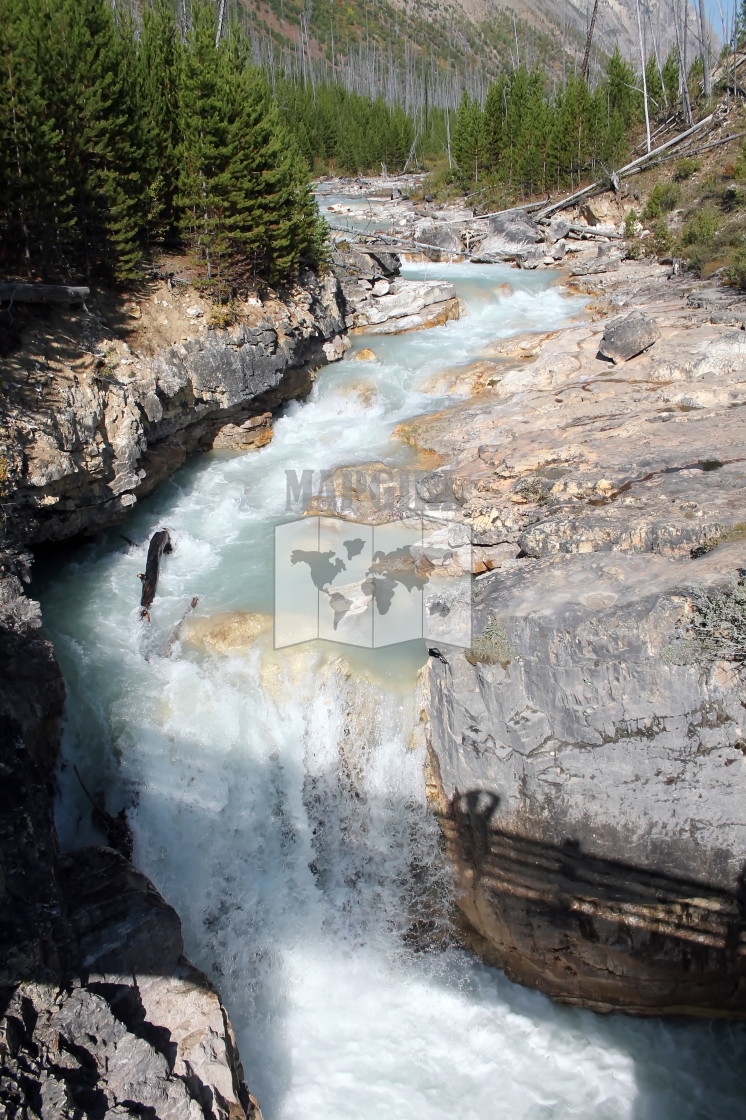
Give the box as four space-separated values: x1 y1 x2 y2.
138 529 173 620
0 282 90 305
73 765 133 861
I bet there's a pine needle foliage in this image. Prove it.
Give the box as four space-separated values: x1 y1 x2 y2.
0 0 325 289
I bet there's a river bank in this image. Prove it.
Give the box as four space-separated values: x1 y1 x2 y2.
0 240 471 1117
403 255 746 1015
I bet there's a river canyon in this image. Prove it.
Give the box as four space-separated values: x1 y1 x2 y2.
28 255 746 1119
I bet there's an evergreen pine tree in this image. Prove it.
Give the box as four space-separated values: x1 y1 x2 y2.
55 0 147 280
645 55 664 118
178 2 323 290
662 48 681 112
138 0 182 241
483 76 507 174
1 0 75 277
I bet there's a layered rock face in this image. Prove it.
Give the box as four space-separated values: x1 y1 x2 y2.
2 271 346 544
0 562 258 1118
424 550 746 1015
409 259 746 1015
331 243 460 333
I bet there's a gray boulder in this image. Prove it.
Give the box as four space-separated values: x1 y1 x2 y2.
546 219 570 242
414 222 464 254
472 210 543 262
598 311 661 363
570 254 622 276
518 246 544 270
488 209 542 242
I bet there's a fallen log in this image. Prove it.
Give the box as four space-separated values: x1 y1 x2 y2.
621 130 746 178
537 113 715 219
429 198 550 225
138 528 173 620
328 224 469 257
74 765 134 861
560 221 622 239
0 282 90 305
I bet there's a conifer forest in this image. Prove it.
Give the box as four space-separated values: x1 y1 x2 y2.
0 0 727 289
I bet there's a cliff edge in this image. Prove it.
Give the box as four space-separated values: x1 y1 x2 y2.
408 258 746 1015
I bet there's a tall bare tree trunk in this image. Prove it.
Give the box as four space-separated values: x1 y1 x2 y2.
581 0 600 83
698 0 712 98
636 0 652 151
215 0 226 47
672 0 694 125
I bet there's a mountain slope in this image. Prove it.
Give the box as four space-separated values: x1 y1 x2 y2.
243 0 683 101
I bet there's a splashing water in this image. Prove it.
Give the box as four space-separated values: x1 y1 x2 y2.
38 262 746 1120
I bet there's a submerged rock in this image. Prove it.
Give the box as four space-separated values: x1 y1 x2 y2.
212 411 274 451
183 610 272 652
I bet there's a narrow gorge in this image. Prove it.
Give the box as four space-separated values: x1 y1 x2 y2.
2 202 746 1118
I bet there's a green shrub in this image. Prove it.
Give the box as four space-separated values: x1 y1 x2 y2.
624 208 639 238
643 182 682 219
673 157 701 181
651 219 673 256
726 245 746 290
663 576 746 665
681 209 720 245
465 615 516 667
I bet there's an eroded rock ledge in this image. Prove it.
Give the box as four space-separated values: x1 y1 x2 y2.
409 258 746 1016
423 551 746 1016
2 270 347 544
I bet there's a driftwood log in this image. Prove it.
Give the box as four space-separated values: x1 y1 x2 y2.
163 596 200 657
73 765 134 861
138 528 172 620
0 283 90 305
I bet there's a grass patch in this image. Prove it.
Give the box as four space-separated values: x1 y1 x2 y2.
207 302 238 330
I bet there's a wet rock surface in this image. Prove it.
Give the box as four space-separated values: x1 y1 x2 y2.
0 564 259 1118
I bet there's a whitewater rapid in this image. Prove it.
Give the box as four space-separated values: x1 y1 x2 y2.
39 261 746 1119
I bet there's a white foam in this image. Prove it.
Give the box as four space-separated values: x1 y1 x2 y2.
40 260 746 1120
